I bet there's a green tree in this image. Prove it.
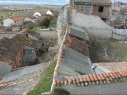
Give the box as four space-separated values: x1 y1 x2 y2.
40 18 51 28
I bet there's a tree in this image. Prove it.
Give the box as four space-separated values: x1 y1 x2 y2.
40 18 51 28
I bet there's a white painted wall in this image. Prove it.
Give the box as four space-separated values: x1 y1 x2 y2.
46 10 53 16
3 18 14 27
27 34 38 40
111 3 121 22
0 61 12 75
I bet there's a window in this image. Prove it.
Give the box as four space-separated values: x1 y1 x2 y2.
27 50 33 55
26 34 28 37
101 18 107 22
18 59 21 66
112 13 114 16
42 43 44 46
98 6 104 12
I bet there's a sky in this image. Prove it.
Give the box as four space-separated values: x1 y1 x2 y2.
0 0 126 5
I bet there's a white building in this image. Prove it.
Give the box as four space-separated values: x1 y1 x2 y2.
46 10 53 16
111 3 121 22
2 16 24 27
2 18 14 27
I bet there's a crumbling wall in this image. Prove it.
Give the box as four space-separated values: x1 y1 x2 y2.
57 6 69 45
74 5 93 15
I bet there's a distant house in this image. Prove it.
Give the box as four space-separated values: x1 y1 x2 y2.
70 0 111 23
2 16 24 27
24 17 35 23
22 21 35 29
0 37 23 75
46 10 54 16
46 10 59 21
33 12 41 18
2 18 14 27
10 16 24 25
111 2 121 22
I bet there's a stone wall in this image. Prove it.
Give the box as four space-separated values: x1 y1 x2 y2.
57 6 69 45
74 5 93 15
58 80 127 94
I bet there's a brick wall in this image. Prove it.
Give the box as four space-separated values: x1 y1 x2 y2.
92 5 110 18
58 80 127 94
11 47 24 69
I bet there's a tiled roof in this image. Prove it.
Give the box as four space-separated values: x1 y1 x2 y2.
53 24 127 87
53 70 127 86
49 40 58 47
65 34 89 57
0 29 4 33
95 62 127 72
112 9 119 12
25 29 40 39
10 16 24 21
11 34 34 47
0 37 22 63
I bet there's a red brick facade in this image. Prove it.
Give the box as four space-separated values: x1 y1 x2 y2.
65 34 89 57
11 47 24 69
92 5 110 18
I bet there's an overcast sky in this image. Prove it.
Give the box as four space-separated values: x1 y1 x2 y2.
0 0 126 5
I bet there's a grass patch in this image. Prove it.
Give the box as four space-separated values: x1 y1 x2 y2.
31 26 42 31
88 39 127 62
27 60 57 95
49 22 57 28
52 88 70 95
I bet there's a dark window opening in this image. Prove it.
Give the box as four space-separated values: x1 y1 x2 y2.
101 18 107 22
42 43 44 46
98 6 104 12
26 34 28 37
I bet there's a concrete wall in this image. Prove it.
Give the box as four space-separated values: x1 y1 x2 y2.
0 61 12 75
60 47 94 74
70 9 112 38
3 18 14 27
112 33 127 40
27 34 38 40
59 81 127 94
68 25 89 40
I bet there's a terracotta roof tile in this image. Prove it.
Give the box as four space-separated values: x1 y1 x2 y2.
53 69 127 86
12 34 34 47
92 74 98 81
10 16 24 21
112 9 119 12
0 37 22 64
65 34 89 57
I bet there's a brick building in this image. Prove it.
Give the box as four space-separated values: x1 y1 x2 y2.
70 0 111 23
0 37 23 75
